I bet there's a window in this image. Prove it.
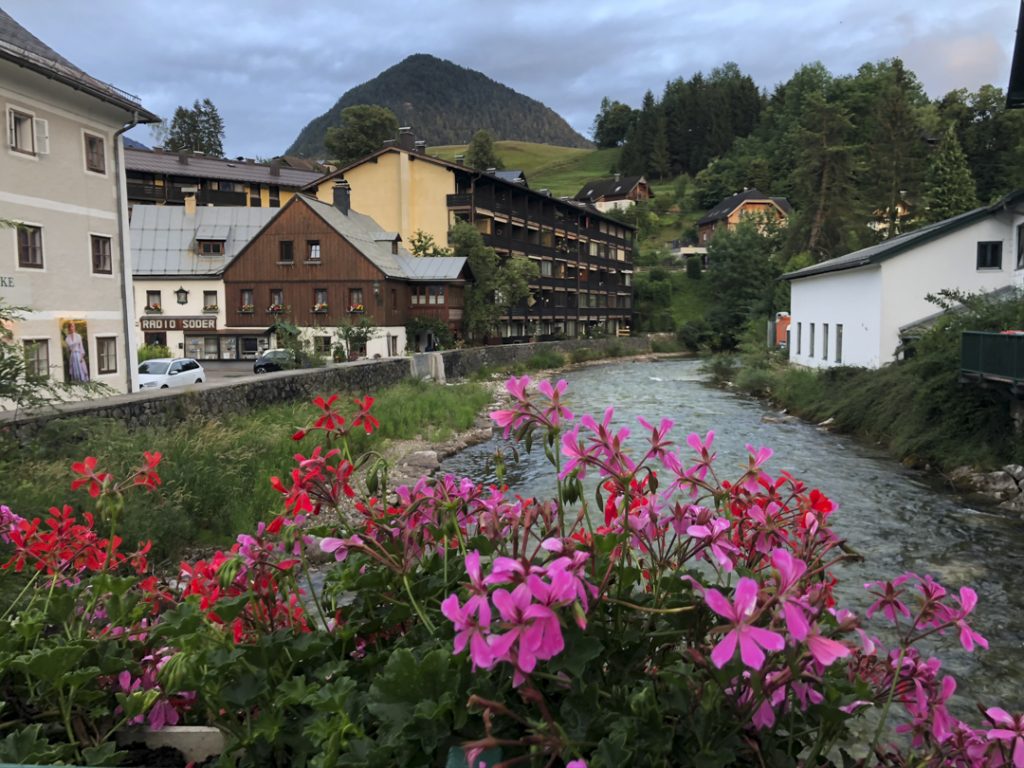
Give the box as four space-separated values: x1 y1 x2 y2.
1018 224 1024 270
314 287 328 311
391 288 397 309
279 241 294 263
835 324 843 363
87 235 112 274
97 337 117 374
797 323 802 355
823 323 829 360
8 109 46 154
540 261 552 277
84 133 105 173
145 290 161 310
349 288 363 308
391 241 398 255
199 240 224 255
17 225 42 268
314 336 332 355
809 324 815 357
269 185 280 207
203 290 218 310
429 285 445 305
240 288 254 311
977 241 1002 270
23 339 48 379
307 240 321 261
270 288 284 308
249 183 261 207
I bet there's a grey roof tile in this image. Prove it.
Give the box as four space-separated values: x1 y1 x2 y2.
126 148 324 188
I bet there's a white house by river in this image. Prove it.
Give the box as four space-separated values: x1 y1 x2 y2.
784 190 1024 369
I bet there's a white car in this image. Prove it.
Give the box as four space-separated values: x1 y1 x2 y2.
138 358 205 390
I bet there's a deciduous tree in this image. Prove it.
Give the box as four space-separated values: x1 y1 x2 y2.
465 130 503 170
324 105 399 166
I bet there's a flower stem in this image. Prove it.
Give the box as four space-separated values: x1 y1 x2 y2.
403 573 436 634
870 646 907 753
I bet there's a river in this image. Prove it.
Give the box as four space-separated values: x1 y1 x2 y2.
441 357 1024 712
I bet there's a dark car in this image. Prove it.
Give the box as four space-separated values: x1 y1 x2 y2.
253 349 295 374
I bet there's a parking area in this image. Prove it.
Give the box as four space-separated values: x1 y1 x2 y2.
198 361 258 384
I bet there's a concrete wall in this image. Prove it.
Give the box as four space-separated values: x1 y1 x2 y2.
0 337 650 442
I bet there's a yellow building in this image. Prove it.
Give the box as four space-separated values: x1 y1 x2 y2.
304 131 636 341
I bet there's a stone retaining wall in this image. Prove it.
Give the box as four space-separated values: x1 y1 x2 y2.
0 337 650 442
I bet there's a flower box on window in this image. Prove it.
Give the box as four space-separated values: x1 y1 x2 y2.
202 305 219 314
313 303 329 313
267 303 285 314
348 304 365 314
240 304 255 313
144 304 162 314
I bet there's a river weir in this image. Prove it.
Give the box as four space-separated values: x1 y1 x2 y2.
441 357 1024 712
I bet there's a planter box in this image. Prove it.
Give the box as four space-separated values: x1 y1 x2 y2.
118 725 225 764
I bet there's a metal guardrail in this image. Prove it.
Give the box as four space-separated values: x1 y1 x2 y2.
960 331 1024 390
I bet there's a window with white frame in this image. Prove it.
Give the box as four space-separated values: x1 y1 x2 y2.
91 235 112 274
97 337 117 374
7 109 47 155
23 339 49 378
84 132 105 173
17 225 43 268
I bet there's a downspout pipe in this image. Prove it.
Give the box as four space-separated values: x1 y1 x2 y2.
113 112 140 394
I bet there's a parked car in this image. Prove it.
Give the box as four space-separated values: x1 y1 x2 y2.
253 349 295 374
138 358 205 390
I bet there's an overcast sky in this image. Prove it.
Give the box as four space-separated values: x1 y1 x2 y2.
4 1 1019 158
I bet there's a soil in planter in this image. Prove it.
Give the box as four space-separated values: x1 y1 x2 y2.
118 744 217 767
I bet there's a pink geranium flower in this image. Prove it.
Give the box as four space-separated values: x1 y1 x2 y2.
704 578 784 670
986 708 1024 767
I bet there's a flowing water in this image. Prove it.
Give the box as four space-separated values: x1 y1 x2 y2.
441 358 1024 711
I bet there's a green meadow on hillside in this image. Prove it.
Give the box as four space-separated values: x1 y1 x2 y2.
428 141 620 197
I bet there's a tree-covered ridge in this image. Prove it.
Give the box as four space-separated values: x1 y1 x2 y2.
612 58 1024 263
287 54 590 158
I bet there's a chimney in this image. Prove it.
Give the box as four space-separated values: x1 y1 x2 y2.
398 127 415 151
614 172 620 182
333 179 351 215
454 154 465 166
184 194 197 216
177 150 188 165
486 167 496 174
414 140 426 155
382 139 397 147
269 158 281 177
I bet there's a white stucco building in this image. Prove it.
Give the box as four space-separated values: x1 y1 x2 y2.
1 9 158 396
784 191 1024 369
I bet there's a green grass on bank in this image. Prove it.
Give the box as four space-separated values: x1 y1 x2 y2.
0 379 491 564
428 141 621 197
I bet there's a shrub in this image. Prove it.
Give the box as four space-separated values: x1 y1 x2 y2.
525 349 565 370
0 381 1011 767
701 352 738 383
650 336 683 354
677 318 713 351
734 364 774 397
137 344 172 362
686 254 702 279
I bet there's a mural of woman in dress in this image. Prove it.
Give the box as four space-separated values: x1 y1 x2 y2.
61 319 90 383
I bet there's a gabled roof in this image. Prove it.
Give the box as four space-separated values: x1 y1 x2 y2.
697 188 792 226
782 189 1024 281
125 148 324 188
295 195 467 280
131 206 278 277
573 175 647 203
0 9 159 122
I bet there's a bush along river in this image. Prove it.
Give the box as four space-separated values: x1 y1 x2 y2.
442 357 1024 713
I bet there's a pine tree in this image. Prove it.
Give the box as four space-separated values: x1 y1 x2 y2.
922 125 978 223
164 99 225 156
324 105 399 166
465 130 504 170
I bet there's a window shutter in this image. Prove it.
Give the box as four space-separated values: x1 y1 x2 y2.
6 110 14 148
34 119 49 155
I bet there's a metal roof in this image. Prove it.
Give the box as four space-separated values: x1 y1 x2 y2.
131 206 277 276
298 196 466 280
0 8 159 122
782 190 1024 281
573 175 648 203
125 148 324 188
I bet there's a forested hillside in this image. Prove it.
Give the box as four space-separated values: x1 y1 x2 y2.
287 54 590 158
605 58 1024 263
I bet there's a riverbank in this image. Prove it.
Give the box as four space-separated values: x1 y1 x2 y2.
706 354 1024 512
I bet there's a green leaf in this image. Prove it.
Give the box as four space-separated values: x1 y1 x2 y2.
17 643 87 683
551 628 603 678
81 740 125 766
0 724 67 763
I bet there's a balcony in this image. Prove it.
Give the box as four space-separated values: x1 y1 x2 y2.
960 331 1024 394
446 193 473 208
198 189 247 206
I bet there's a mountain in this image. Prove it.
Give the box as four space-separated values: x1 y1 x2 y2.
286 54 591 158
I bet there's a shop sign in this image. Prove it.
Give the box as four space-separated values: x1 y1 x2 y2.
140 316 217 331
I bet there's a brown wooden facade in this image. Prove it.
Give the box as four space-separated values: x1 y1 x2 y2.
222 197 465 333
